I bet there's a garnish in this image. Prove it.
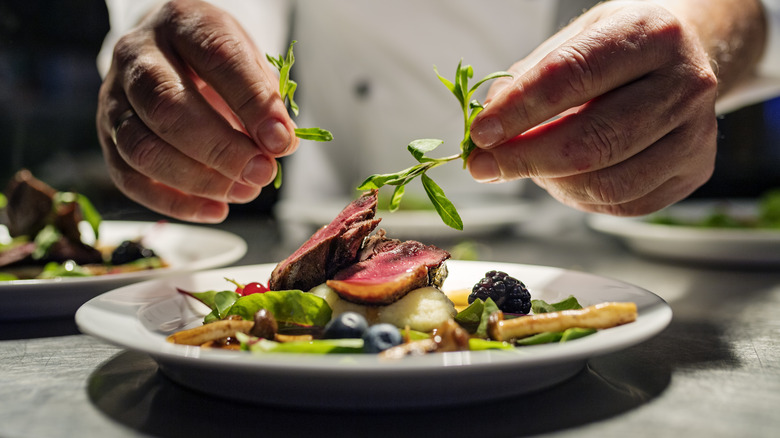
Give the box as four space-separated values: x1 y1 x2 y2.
267 40 334 189
357 61 512 230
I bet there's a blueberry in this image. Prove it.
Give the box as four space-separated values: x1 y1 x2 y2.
322 312 369 339
362 323 403 353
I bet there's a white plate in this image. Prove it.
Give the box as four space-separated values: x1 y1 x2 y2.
587 200 780 265
274 196 533 240
75 260 671 409
0 221 247 320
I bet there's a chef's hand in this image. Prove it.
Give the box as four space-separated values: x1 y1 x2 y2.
97 0 298 222
468 0 764 216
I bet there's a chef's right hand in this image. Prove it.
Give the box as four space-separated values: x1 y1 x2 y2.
96 0 298 223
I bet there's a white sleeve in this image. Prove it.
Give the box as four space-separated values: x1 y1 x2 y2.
97 0 291 77
716 0 780 113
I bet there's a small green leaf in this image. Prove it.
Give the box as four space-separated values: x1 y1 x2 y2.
32 224 61 260
560 327 597 342
294 127 333 141
433 65 456 93
531 296 583 314
515 331 564 346
0 193 7 209
475 297 499 338
273 161 283 190
389 184 405 212
468 71 512 95
407 139 444 162
421 174 463 230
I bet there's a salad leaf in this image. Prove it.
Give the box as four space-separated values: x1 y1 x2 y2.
515 331 563 346
357 60 511 229
560 327 597 342
476 297 500 338
238 333 364 354
0 273 19 281
468 338 514 351
38 260 90 278
531 295 583 314
226 290 332 328
0 192 6 209
32 225 61 260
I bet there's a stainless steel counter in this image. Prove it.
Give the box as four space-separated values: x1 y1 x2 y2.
2 200 779 438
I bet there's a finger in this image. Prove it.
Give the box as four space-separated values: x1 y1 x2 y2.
112 109 270 203
468 68 716 181
99 132 231 223
112 33 274 188
534 118 717 216
157 1 298 156
471 6 701 148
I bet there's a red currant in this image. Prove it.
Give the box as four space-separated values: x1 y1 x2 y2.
240 282 269 296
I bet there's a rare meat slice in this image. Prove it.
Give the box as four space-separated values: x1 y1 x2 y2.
4 169 57 238
326 233 450 305
0 242 36 268
269 191 380 291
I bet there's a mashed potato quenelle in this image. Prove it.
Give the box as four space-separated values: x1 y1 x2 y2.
309 284 456 332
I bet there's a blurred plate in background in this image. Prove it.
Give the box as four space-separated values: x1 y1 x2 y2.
0 221 246 320
587 200 780 266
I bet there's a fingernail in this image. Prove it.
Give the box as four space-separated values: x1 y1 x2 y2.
229 182 258 202
471 115 504 148
469 152 501 183
258 119 291 154
242 155 275 186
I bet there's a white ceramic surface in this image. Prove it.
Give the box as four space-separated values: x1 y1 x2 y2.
1 221 247 320
76 261 672 409
587 200 780 265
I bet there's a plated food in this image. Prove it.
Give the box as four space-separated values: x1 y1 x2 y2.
167 190 638 358
0 170 248 320
1 170 163 281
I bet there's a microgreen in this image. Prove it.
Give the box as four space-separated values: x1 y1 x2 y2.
53 191 102 240
357 60 511 230
267 41 334 189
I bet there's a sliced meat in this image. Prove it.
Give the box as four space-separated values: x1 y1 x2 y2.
326 237 450 305
269 191 380 291
4 169 56 237
46 237 104 265
0 242 36 268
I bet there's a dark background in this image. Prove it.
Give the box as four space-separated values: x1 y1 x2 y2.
1 0 779 221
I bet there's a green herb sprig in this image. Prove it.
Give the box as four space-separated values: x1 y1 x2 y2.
357 60 511 230
267 41 333 189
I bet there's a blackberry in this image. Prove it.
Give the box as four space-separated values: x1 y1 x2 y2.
110 240 156 265
469 270 531 314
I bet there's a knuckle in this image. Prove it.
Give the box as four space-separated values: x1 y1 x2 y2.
235 82 276 114
123 131 165 173
203 135 245 175
577 113 623 168
554 45 597 97
199 32 247 75
584 171 627 206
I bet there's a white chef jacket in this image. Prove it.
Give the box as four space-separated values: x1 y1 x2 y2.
98 0 780 202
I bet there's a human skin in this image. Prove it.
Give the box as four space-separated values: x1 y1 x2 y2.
468 0 767 216
96 0 298 222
